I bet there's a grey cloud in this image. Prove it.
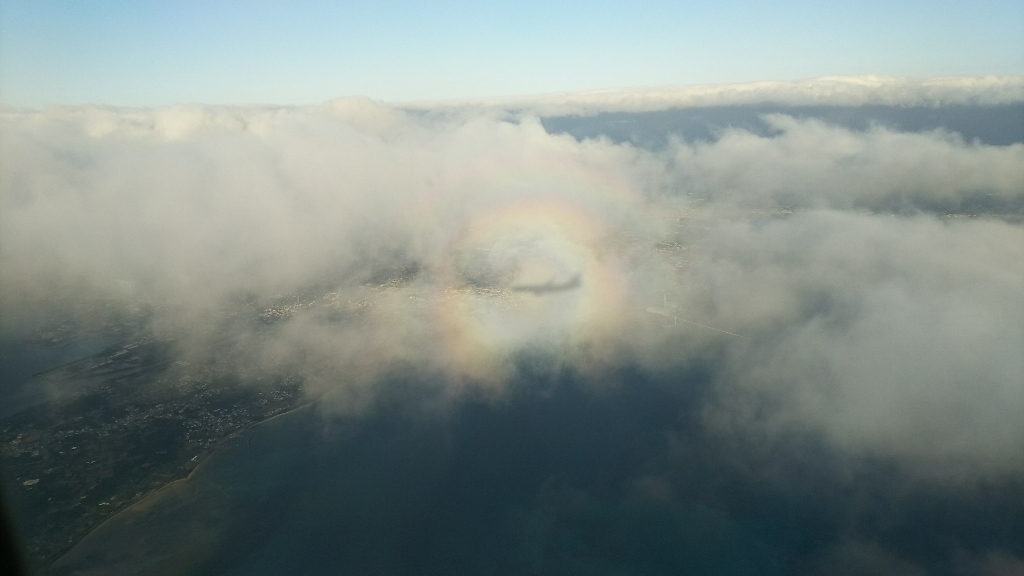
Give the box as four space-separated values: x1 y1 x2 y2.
0 101 657 396
2 90 1023 480
663 115 1024 214
680 211 1024 474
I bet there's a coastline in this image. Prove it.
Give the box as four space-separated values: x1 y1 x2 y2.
44 398 321 574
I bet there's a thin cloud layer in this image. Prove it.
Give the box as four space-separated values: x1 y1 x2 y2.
2 80 1023 481
407 75 1024 116
665 114 1024 212
691 212 1024 472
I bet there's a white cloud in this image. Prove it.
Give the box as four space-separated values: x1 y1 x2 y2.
665 114 1024 211
688 211 1024 474
404 75 1024 116
2 88 1022 477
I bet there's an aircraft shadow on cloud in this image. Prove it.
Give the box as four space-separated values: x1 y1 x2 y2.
510 274 581 295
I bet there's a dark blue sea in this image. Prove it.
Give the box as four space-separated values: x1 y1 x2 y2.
49 360 1024 576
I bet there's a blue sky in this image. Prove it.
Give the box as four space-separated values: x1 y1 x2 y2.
1 0 1022 107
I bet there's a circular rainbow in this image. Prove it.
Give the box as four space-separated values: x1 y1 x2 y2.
425 170 635 384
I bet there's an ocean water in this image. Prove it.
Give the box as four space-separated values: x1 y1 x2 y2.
0 337 121 419
48 361 1024 576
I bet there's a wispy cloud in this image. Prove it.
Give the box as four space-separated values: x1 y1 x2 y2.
2 79 1022 479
